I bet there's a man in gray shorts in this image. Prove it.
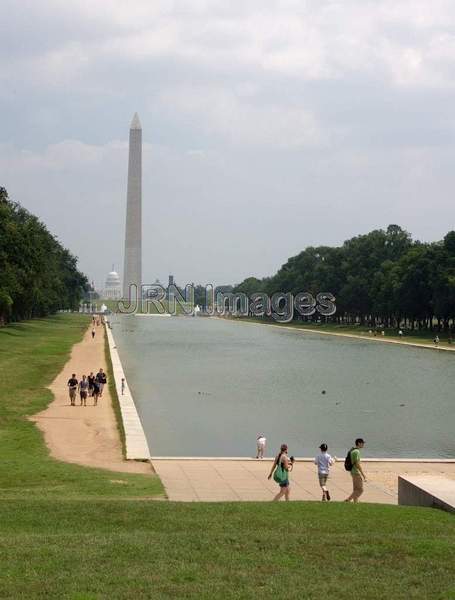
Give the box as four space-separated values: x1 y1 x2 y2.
96 368 107 397
67 374 78 406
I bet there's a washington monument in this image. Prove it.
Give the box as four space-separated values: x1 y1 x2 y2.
123 112 142 298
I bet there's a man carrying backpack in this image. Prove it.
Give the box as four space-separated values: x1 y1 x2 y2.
344 438 366 503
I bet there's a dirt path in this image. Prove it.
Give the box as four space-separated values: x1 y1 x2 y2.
31 322 152 475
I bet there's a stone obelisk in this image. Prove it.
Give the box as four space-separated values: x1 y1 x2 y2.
123 112 142 298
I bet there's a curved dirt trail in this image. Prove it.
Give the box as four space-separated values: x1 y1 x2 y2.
32 322 152 475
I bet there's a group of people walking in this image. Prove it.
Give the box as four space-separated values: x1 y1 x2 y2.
259 435 367 503
67 369 107 407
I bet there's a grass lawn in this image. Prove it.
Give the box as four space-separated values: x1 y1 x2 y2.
0 500 454 599
0 314 454 599
0 314 163 499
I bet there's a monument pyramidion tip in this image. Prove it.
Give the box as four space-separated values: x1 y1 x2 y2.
130 112 142 130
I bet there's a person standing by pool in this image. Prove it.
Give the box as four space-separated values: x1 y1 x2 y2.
268 444 294 501
345 438 366 503
67 374 78 406
314 443 335 501
256 434 266 459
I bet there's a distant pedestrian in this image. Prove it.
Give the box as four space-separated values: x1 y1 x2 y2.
268 443 294 501
67 373 78 406
314 443 335 501
96 368 107 397
434 335 440 346
91 328 96 339
79 375 89 406
87 372 95 396
256 434 266 459
121 378 126 395
398 329 403 338
344 438 366 503
381 330 385 336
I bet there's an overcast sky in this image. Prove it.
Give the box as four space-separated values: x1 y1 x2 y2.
2 0 455 288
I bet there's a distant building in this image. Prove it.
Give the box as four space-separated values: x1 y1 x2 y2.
104 268 122 299
143 279 164 300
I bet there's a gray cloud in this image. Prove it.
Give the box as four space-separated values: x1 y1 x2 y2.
1 0 455 289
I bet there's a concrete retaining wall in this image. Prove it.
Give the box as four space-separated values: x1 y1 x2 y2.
398 476 455 513
105 324 151 460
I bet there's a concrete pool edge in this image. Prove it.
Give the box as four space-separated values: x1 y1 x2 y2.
150 457 455 462
219 317 455 352
106 324 151 460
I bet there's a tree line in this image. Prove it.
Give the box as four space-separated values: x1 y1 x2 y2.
235 225 455 331
0 187 88 324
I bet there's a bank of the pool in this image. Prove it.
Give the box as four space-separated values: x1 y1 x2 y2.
105 323 151 460
223 317 455 352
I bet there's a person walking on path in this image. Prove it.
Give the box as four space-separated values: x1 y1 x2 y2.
78 375 89 407
87 372 95 397
91 328 96 339
314 443 335 501
67 374 78 406
344 438 366 503
92 379 100 406
121 378 126 395
256 434 266 459
96 368 107 397
268 443 294 501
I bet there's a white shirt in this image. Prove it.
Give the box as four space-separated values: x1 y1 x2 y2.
314 452 334 475
257 436 266 447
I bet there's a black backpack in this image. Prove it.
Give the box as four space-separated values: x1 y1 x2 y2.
344 447 355 471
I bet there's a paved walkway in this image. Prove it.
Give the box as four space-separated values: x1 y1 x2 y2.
152 459 455 502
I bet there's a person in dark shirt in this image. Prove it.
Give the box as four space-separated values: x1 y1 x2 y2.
87 372 95 396
96 368 107 397
92 379 100 406
67 374 78 406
